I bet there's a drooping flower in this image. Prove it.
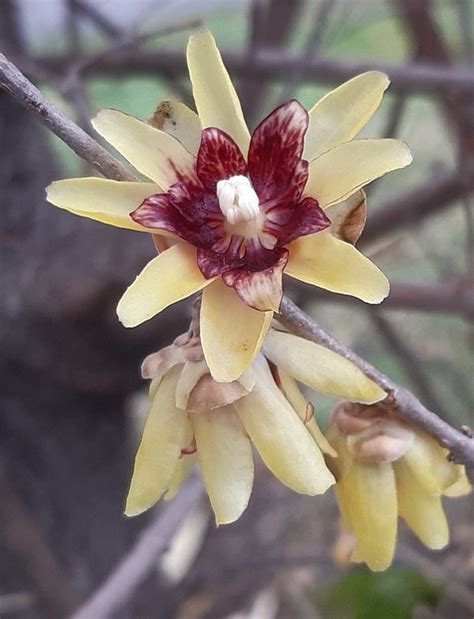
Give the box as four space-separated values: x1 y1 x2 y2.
46 30 412 382
126 328 386 524
326 402 471 571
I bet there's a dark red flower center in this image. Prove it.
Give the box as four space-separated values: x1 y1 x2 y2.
131 100 330 307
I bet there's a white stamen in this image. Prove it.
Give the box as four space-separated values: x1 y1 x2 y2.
216 175 260 224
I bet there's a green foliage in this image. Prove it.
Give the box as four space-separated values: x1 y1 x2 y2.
318 567 440 619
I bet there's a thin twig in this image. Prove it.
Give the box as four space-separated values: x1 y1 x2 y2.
278 296 474 479
70 0 122 39
293 279 474 318
71 475 204 619
370 311 452 422
362 170 473 245
278 0 334 104
0 53 135 181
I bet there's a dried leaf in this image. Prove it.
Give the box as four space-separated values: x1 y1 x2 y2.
327 189 367 245
187 374 251 412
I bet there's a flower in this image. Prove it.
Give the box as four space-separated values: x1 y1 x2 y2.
46 30 412 382
326 402 471 571
126 328 386 524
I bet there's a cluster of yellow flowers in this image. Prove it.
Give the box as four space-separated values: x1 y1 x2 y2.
46 31 470 571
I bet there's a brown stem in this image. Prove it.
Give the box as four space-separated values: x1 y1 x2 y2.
0 53 135 181
278 296 474 479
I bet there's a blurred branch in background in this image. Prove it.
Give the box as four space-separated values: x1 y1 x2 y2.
26 46 474 93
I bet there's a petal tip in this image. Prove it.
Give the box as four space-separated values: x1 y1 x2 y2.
187 29 214 52
365 274 390 305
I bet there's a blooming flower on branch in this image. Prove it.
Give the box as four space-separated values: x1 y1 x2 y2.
46 30 412 382
126 328 386 524
327 402 471 571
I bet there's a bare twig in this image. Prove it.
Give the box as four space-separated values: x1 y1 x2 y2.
34 49 474 93
64 0 93 135
278 296 474 479
0 53 135 181
71 475 204 619
370 311 451 422
70 0 122 39
278 0 335 104
362 170 473 245
301 279 474 318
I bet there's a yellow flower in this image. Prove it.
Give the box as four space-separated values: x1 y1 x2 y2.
126 328 386 524
327 402 471 571
46 30 412 383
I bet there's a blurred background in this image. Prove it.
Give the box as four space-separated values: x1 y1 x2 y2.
1 0 473 617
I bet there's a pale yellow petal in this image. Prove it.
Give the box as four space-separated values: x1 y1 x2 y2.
164 415 195 501
263 329 386 403
340 461 398 571
192 406 254 525
117 244 212 328
92 109 195 188
186 30 250 154
403 432 459 495
200 279 272 383
234 358 335 494
149 100 202 155
286 231 389 304
277 369 337 456
304 72 390 160
175 360 209 410
326 424 354 478
125 368 189 516
305 139 412 208
444 467 472 497
163 454 196 501
46 177 165 233
394 459 449 549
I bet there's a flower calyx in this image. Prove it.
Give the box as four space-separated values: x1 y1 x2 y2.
329 401 414 464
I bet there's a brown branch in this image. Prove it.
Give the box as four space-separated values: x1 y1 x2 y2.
278 296 474 479
70 0 123 39
30 48 474 94
370 311 451 421
361 170 473 245
0 53 135 181
71 475 204 619
300 279 474 318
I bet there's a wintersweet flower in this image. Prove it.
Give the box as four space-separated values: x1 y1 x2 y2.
327 402 471 572
46 30 412 382
126 328 386 524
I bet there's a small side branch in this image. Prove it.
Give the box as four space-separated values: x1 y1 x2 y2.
278 296 474 478
0 53 135 182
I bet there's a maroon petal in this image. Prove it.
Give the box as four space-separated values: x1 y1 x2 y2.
131 193 180 234
197 237 246 278
131 192 223 249
248 100 309 204
168 179 222 228
197 128 247 190
265 196 330 245
222 248 289 312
